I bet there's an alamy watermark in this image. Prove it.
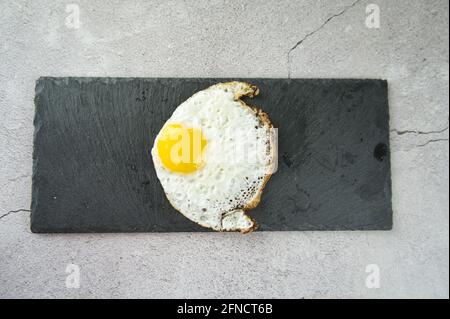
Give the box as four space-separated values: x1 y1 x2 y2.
65 4 80 29
365 264 380 289
65 263 80 289
365 4 380 29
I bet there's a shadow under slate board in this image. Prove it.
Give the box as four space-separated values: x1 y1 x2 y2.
31 77 392 233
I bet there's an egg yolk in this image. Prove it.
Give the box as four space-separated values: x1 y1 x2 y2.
157 123 208 174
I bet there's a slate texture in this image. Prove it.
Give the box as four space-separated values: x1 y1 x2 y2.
31 77 392 232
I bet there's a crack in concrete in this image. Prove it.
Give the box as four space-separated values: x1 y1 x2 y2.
391 125 449 149
286 0 363 78
0 209 30 220
391 126 449 136
415 138 449 148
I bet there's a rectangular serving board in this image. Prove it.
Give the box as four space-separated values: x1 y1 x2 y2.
31 78 392 232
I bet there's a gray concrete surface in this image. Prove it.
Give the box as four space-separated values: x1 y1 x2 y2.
0 0 448 298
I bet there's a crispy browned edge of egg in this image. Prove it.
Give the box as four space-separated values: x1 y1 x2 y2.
157 81 275 234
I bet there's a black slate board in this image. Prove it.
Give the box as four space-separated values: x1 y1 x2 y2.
31 77 392 233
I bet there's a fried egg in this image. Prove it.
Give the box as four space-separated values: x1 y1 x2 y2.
151 82 276 233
